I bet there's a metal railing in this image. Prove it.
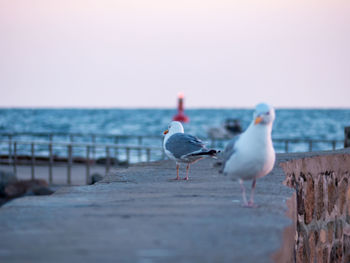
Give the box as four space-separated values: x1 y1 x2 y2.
0 132 344 185
0 132 344 152
0 140 163 185
209 138 343 153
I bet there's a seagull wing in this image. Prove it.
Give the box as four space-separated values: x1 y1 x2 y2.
221 134 241 170
165 133 205 159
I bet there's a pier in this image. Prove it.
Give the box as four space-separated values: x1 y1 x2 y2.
0 148 349 262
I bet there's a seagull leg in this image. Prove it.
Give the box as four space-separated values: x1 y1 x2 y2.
239 179 248 206
175 163 180 180
183 164 190 180
247 179 257 207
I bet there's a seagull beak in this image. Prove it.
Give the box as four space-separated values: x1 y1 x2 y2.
254 116 263 125
163 129 169 135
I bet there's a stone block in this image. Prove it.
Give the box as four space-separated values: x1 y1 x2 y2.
338 178 348 215
316 177 325 220
323 247 329 263
344 234 350 262
316 246 323 263
335 220 343 240
297 182 305 217
327 221 334 244
308 231 316 263
304 174 315 224
330 242 342 263
347 187 350 224
327 179 337 215
320 229 327 244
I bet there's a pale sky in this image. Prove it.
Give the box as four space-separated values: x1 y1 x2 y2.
0 0 349 108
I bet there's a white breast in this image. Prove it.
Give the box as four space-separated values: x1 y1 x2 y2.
224 124 275 181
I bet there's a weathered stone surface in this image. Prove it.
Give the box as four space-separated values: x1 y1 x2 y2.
327 221 334 244
335 219 343 240
320 229 327 244
347 187 350 224
330 242 343 263
316 177 325 220
281 152 350 263
308 231 316 263
297 180 305 217
328 179 337 215
0 157 295 263
343 234 350 262
304 174 315 224
296 242 308 263
338 178 348 215
323 247 329 263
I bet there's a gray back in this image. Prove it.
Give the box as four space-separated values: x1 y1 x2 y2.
165 133 205 159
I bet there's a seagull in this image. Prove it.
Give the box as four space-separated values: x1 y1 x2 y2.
222 103 276 207
163 121 219 180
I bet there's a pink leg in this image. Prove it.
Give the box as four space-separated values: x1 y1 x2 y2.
239 179 248 206
183 164 190 180
247 179 257 207
175 163 180 180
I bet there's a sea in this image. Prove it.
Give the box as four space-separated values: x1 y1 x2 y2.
0 108 349 160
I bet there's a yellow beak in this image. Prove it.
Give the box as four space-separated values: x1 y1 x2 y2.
254 116 263 125
163 129 169 135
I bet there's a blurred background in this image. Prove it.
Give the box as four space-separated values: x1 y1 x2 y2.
0 0 349 185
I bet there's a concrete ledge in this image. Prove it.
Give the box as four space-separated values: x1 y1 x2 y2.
0 149 349 262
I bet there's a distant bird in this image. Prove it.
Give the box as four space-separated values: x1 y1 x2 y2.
163 121 218 180
222 103 276 207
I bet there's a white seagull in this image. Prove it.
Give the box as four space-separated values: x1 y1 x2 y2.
163 121 219 180
222 103 276 207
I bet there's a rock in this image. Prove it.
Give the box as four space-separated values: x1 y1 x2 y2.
4 179 52 199
89 173 104 185
31 186 54 196
96 157 119 165
0 170 17 197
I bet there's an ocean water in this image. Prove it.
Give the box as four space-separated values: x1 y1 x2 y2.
0 108 349 159
0 108 349 138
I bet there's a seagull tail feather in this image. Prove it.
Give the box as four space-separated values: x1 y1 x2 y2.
189 149 220 158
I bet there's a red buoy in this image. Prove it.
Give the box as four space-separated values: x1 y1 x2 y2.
173 92 189 123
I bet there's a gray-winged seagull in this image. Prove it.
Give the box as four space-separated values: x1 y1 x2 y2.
222 103 276 207
163 121 219 180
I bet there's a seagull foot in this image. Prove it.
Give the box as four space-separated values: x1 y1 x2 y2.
241 201 258 208
182 177 189 181
168 177 181 181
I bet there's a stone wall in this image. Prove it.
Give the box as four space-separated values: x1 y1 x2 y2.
281 154 350 263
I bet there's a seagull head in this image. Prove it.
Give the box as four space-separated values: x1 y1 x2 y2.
253 103 275 126
163 121 184 136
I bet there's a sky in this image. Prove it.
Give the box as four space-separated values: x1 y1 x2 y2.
0 0 349 108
